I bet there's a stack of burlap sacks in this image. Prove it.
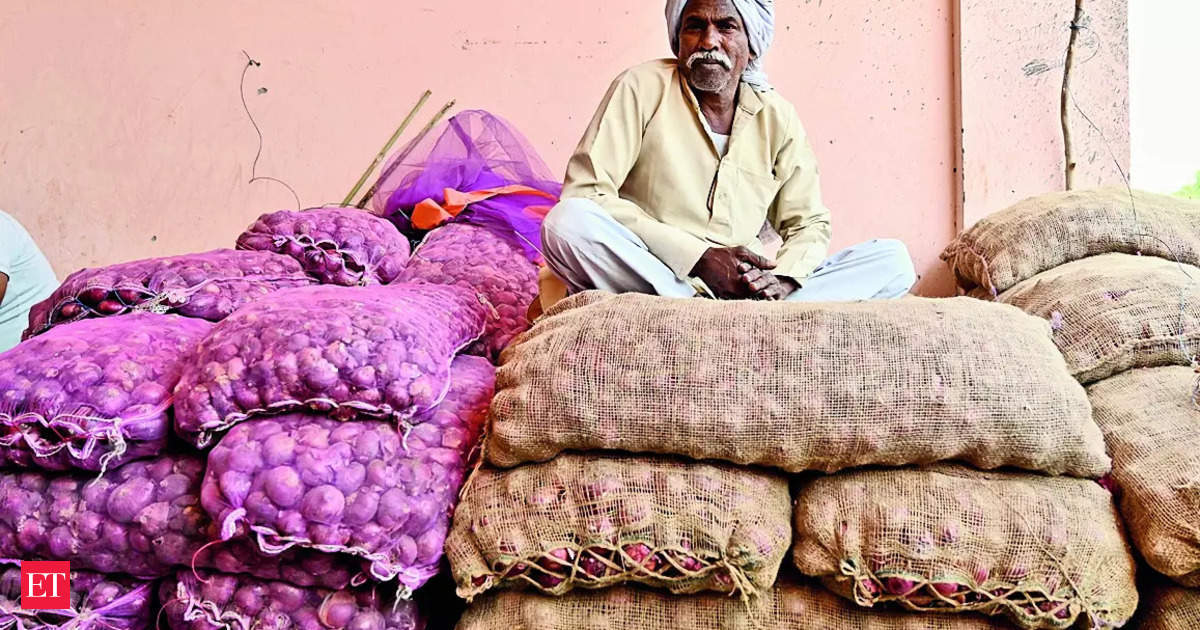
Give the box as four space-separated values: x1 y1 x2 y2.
943 187 1200 627
442 204 1157 628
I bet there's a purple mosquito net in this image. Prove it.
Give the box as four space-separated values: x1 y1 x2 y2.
370 110 561 262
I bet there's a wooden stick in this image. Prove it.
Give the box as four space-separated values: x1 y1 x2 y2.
342 90 432 206
1061 0 1084 191
356 99 457 210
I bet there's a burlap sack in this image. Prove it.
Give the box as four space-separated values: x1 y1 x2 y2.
487 292 1108 478
1088 366 1200 586
446 453 791 600
456 577 1014 630
1135 582 1200 629
792 465 1138 629
941 187 1200 296
990 253 1200 384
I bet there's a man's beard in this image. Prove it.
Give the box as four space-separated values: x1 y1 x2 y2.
686 51 734 92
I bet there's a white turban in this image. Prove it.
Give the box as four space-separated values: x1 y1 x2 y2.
666 0 775 91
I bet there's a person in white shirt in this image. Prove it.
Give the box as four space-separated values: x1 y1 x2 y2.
0 210 58 351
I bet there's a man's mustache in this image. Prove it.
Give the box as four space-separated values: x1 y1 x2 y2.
686 51 732 70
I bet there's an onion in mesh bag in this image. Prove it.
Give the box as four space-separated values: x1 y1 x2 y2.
0 313 211 472
989 253 1200 384
1136 580 1200 629
0 453 362 586
940 187 1200 295
457 576 1013 630
0 565 153 630
23 249 314 339
487 292 1108 478
201 356 493 592
446 453 792 600
159 569 424 630
173 283 486 447
399 223 537 361
237 206 411 286
1087 366 1200 586
791 465 1138 629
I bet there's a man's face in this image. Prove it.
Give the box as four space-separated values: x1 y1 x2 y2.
676 0 752 94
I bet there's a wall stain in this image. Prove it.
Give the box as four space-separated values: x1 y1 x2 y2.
1023 60 1052 76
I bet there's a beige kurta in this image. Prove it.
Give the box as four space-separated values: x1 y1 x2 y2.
561 59 833 283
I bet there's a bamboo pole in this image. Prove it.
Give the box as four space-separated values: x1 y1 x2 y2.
357 99 457 210
342 90 432 206
1061 0 1084 191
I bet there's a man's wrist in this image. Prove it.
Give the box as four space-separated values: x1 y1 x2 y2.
689 247 715 277
777 275 801 294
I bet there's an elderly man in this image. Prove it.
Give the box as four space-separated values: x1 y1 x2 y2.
540 0 916 302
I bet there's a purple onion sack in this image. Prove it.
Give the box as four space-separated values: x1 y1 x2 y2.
237 206 411 286
399 223 538 361
0 565 153 630
173 284 486 448
24 249 314 339
0 313 212 472
160 570 424 630
0 454 362 587
202 355 494 592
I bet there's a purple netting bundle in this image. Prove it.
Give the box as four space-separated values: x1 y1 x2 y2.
202 355 494 593
237 207 411 286
371 110 560 262
173 284 486 448
400 224 538 361
0 454 361 587
0 565 153 630
0 313 212 472
24 250 314 339
160 570 424 630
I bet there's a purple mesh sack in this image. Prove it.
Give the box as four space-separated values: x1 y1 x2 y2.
173 284 486 448
399 223 537 360
0 454 362 587
202 355 494 593
371 110 560 263
0 313 212 472
197 537 362 591
160 570 425 630
237 207 411 286
0 565 153 630
23 249 314 339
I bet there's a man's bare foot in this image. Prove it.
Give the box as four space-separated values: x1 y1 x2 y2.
526 296 544 322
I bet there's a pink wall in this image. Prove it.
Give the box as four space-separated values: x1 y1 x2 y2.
2 1 960 296
959 0 1130 227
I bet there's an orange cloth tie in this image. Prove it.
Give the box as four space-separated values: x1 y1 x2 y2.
411 185 557 230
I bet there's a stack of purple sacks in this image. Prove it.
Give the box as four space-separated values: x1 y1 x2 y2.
0 109 553 628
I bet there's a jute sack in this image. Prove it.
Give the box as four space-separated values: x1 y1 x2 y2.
792 465 1138 629
456 577 1015 630
941 187 1200 295
446 453 791 600
1135 581 1200 629
1088 366 1200 586
488 292 1108 478
990 253 1200 384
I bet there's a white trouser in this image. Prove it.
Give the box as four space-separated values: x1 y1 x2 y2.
541 198 917 302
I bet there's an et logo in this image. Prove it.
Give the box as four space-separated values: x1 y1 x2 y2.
20 561 71 610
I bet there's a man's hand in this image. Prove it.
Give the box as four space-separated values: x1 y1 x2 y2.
691 246 778 300
738 263 799 301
